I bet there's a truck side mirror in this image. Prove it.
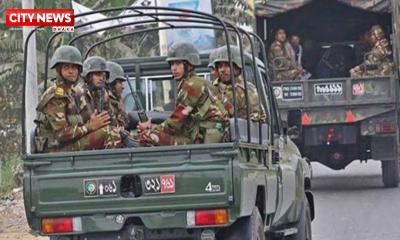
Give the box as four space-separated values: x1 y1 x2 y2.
287 109 302 128
282 120 289 136
287 110 302 141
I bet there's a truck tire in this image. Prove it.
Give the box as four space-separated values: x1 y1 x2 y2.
382 160 399 188
223 208 265 240
287 201 312 240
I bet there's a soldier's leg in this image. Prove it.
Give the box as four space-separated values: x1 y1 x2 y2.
380 63 394 76
75 125 122 150
140 128 191 146
288 69 301 80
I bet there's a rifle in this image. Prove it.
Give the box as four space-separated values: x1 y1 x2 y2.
97 76 107 113
126 75 148 122
98 88 104 112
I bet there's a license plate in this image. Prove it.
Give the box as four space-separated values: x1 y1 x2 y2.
83 178 118 198
143 175 175 194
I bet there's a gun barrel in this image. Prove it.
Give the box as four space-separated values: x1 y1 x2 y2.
125 75 148 122
98 88 104 112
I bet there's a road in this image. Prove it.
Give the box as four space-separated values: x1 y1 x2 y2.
2 160 399 240
311 160 400 240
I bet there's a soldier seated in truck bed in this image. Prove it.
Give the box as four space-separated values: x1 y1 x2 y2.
211 45 267 122
350 25 394 78
35 46 122 153
262 0 395 80
138 42 228 146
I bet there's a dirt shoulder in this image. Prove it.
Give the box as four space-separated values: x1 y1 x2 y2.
0 189 47 240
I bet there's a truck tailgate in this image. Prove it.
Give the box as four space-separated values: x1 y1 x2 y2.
24 144 236 218
273 76 397 124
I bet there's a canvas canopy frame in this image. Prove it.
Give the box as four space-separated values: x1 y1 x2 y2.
23 6 278 155
255 0 390 18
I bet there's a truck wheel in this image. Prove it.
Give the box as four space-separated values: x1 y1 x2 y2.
287 201 312 240
223 208 265 240
382 160 399 188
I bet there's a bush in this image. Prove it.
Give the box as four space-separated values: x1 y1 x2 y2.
0 154 22 197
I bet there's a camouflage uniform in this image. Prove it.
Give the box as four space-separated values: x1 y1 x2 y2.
35 46 121 152
106 61 130 129
269 40 302 81
81 56 122 147
350 25 394 77
212 77 265 121
213 46 267 121
141 42 228 146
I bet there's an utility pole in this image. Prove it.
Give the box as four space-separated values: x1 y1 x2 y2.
22 0 38 154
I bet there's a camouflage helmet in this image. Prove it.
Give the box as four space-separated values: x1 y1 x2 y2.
213 45 243 69
50 45 82 69
370 25 385 40
106 61 126 85
82 56 110 79
166 42 201 66
208 48 218 68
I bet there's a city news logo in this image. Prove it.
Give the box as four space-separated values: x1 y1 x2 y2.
5 9 74 32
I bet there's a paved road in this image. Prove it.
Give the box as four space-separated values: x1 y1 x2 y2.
311 160 400 240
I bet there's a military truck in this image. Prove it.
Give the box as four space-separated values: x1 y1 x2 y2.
22 7 314 240
255 0 400 187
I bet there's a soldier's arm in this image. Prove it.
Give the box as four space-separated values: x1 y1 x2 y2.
237 87 248 118
270 45 292 69
118 108 130 129
270 45 285 58
158 80 203 134
45 98 92 143
248 85 267 121
374 40 392 60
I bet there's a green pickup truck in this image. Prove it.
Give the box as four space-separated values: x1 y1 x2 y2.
256 0 400 187
22 7 314 240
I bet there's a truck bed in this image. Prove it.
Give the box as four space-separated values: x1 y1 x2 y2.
24 143 237 233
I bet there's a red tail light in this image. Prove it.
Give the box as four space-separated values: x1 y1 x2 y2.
42 218 73 234
327 128 335 142
377 122 396 133
187 209 228 226
302 113 311 125
41 217 81 234
345 110 356 122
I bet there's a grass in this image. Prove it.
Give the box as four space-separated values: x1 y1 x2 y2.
0 154 22 197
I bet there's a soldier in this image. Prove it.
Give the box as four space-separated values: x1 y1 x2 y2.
269 28 303 81
350 25 394 77
138 42 228 146
106 61 129 129
81 56 122 148
290 34 303 68
212 45 266 121
34 46 120 152
208 48 219 81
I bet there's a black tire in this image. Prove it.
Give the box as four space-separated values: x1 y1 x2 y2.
223 208 265 240
382 160 399 188
287 201 312 240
